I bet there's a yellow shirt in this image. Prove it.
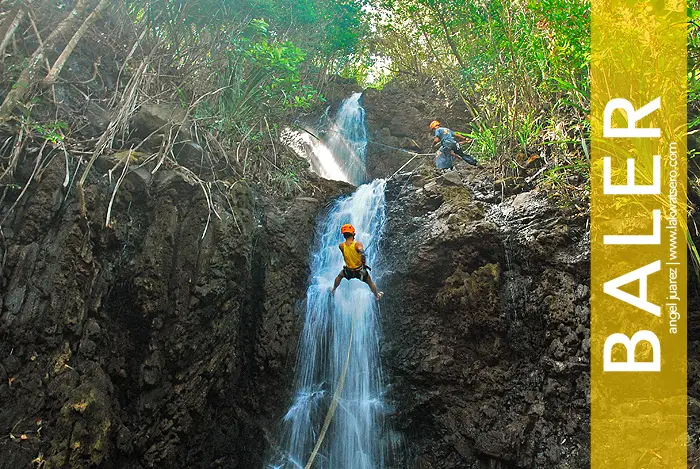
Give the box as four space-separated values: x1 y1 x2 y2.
341 240 363 269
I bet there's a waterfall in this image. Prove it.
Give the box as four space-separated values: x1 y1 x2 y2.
323 93 367 186
282 93 367 186
269 95 394 468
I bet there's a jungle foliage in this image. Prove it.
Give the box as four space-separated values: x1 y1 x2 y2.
364 0 591 186
0 0 696 194
0 0 369 198
121 0 370 134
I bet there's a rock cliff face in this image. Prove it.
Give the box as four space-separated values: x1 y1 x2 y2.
376 169 700 468
363 81 698 468
0 143 352 468
379 166 591 468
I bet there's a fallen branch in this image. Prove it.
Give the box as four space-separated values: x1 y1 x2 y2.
525 165 550 184
25 8 49 70
76 59 148 214
0 121 26 182
150 85 232 176
105 151 129 228
62 146 70 187
264 116 277 166
42 0 111 87
177 165 222 240
110 11 156 107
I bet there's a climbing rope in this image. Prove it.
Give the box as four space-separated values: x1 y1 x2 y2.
289 121 436 183
387 152 423 181
366 140 419 154
368 140 434 182
304 317 355 469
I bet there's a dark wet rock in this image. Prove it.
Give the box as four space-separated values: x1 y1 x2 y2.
174 141 204 168
321 76 363 115
84 102 112 137
439 171 463 186
78 339 97 357
0 147 352 469
380 166 590 468
130 103 187 140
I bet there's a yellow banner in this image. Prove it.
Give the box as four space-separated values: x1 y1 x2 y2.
591 0 687 466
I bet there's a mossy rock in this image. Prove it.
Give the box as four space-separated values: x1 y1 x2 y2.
436 263 501 314
47 383 112 468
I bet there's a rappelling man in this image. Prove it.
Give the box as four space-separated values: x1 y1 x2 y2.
331 224 384 300
430 120 478 169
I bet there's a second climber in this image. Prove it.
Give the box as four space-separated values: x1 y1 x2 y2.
429 120 478 169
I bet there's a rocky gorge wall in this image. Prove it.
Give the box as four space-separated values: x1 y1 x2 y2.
362 81 471 181
377 166 700 469
0 136 352 468
379 166 590 468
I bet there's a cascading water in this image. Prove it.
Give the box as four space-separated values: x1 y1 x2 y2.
323 93 367 185
282 93 367 186
269 96 394 469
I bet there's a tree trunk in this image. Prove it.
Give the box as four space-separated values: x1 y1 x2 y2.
0 0 94 119
42 0 110 87
0 7 25 61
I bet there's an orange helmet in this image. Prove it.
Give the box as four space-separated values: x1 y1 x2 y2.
429 120 440 130
341 224 356 235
